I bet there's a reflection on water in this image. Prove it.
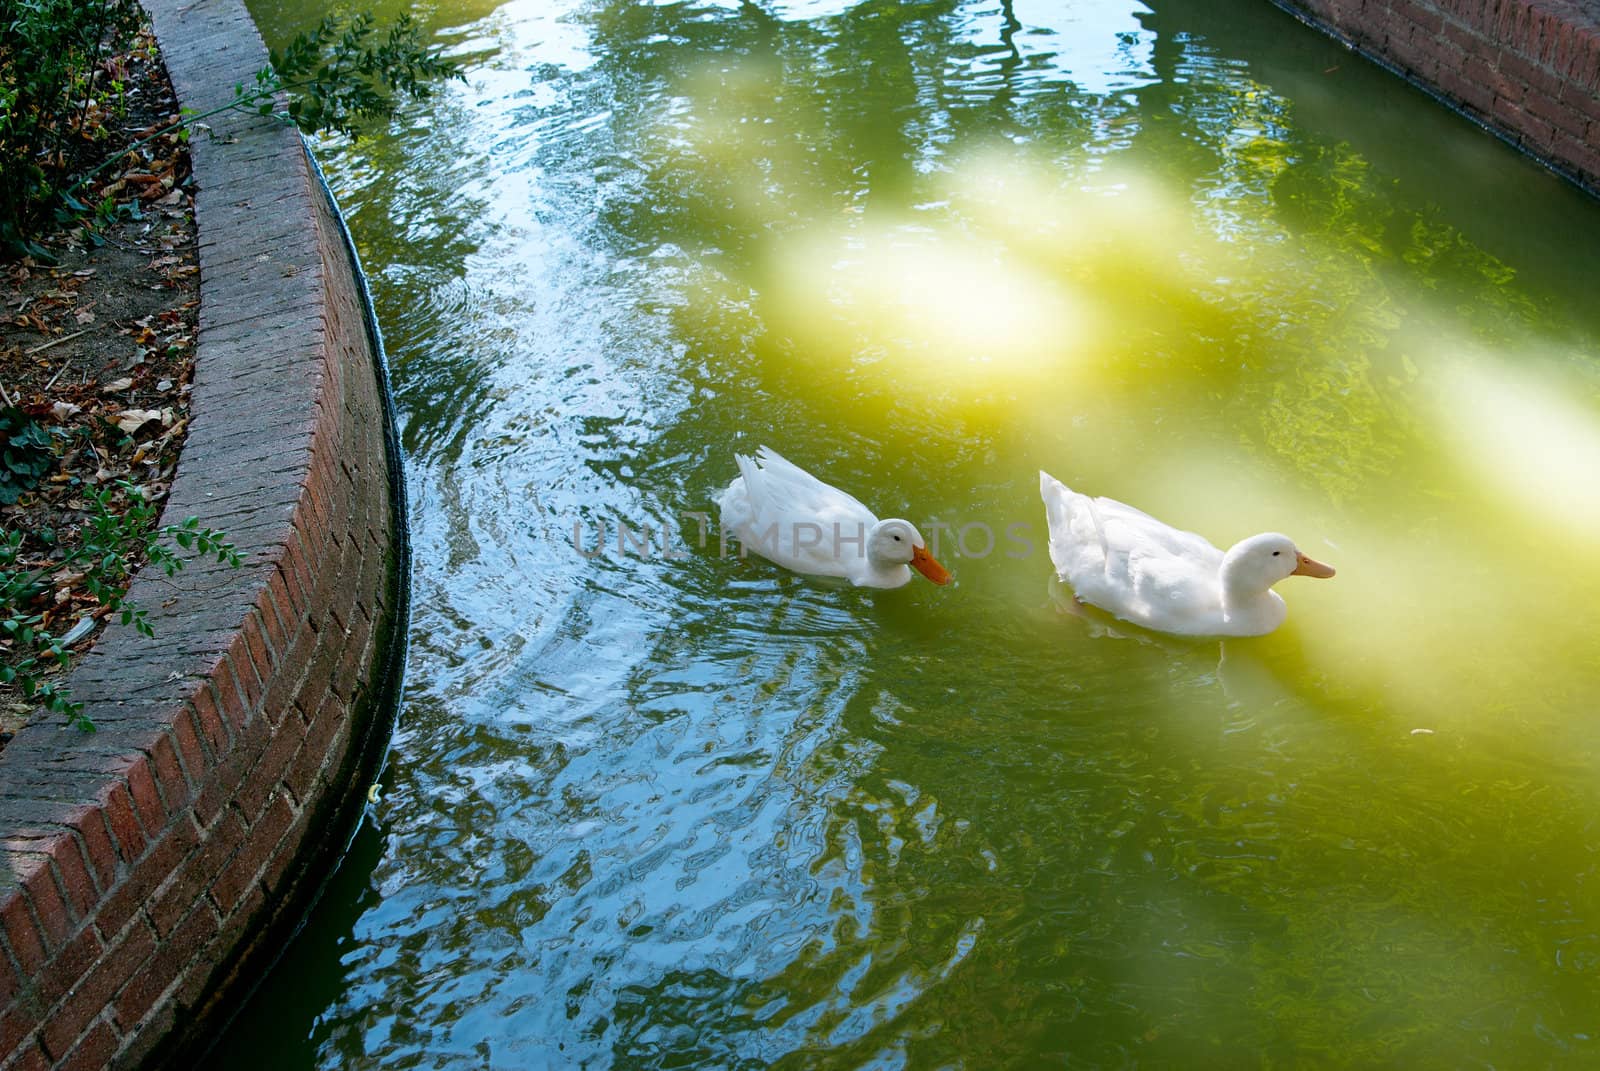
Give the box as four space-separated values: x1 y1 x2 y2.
224 0 1600 1066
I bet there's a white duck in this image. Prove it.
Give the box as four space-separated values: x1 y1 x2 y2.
1039 470 1334 637
718 446 951 589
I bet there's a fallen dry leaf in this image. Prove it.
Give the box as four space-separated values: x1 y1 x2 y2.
103 377 134 393
114 408 163 434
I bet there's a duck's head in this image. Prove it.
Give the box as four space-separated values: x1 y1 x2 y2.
1222 533 1336 594
869 519 952 585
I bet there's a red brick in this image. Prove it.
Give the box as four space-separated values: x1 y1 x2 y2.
96 783 146 864
1498 44 1569 101
256 810 315 902
310 522 348 625
316 482 352 565
1511 6 1544 58
1440 17 1481 55
1435 58 1495 113
331 463 359 538
38 974 97 1061
333 605 376 703
237 716 308 822
256 588 290 656
1487 51 1530 103
1494 0 1529 42
66 809 118 894
189 682 233 757
171 707 211 785
327 538 362 639
284 696 350 805
113 992 177 1071
257 589 311 725
241 612 276 690
1549 19 1578 72
1551 126 1600 175
191 708 269 827
147 731 190 815
251 795 304 898
275 550 309 622
1385 25 1429 75
278 527 315 615
1519 0 1548 48
117 758 166 840
147 810 245 940
1560 78 1600 124
55 1017 117 1070
219 882 266 934
111 902 218 1031
12 859 70 950
28 922 102 1013
92 817 200 943
1523 84 1590 138
9 838 96 923
1492 93 1555 145
292 626 344 723
1391 0 1444 36
274 618 319 711
46 918 153 1058
0 895 46 982
298 478 331 565
0 1009 39 1068
259 651 307 730
1 1038 50 1071
1573 33 1600 89
208 793 295 914
358 520 392 601
266 566 305 634
224 640 264 715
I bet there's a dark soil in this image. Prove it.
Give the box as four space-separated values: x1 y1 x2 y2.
0 27 199 741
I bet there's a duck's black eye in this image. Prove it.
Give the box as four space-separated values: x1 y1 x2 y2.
893 534 902 541
1272 551 1281 556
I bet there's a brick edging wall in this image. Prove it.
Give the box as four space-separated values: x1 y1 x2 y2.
1268 0 1600 196
0 0 406 1067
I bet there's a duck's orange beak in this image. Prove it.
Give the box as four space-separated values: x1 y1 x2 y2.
1292 553 1336 578
910 544 952 586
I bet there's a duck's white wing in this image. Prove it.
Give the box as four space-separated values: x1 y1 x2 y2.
721 446 879 578
1091 496 1221 564
1041 471 1227 631
750 446 877 521
1107 541 1226 625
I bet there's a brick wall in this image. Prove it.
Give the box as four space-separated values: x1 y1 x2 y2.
1271 0 1600 195
0 0 405 1067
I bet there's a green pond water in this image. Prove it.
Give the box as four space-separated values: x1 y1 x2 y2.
220 0 1600 1066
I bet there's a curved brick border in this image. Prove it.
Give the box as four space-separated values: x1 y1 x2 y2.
1271 0 1600 197
0 1 406 1067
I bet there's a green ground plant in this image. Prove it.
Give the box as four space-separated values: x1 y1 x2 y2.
0 0 143 253
1 406 55 505
2 480 241 731
2 3 461 255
